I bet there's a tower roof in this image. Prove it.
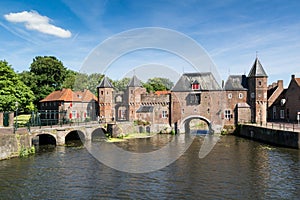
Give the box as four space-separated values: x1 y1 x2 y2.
224 75 247 90
172 72 221 92
128 75 142 87
248 58 268 77
97 76 113 88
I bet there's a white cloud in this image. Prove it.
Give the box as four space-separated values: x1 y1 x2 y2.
4 10 72 38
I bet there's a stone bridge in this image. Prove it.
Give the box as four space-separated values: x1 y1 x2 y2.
29 123 107 146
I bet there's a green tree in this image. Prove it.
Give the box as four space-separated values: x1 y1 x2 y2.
29 56 67 103
62 69 77 90
86 73 104 94
113 77 131 91
63 72 104 95
0 60 34 112
143 77 174 93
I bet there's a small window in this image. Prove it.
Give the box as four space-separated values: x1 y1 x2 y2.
258 80 262 86
238 93 243 99
225 109 232 119
192 83 200 90
251 92 255 98
228 93 232 99
101 91 104 95
182 109 184 114
116 95 122 102
280 110 284 119
162 110 168 118
72 110 77 119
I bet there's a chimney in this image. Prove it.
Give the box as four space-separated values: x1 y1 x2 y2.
277 80 283 89
292 74 295 79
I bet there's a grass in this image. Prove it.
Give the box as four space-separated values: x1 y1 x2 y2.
106 132 156 143
14 114 31 127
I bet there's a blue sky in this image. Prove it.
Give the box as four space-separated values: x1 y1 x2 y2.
1 0 300 86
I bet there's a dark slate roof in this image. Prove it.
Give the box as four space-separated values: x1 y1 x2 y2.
224 75 247 90
128 75 142 87
97 76 113 88
136 106 154 113
172 72 221 92
248 58 268 77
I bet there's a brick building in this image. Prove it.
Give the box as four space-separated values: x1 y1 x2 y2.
268 75 300 122
39 88 98 124
97 57 269 129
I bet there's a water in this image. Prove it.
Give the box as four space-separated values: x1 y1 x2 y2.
0 135 299 199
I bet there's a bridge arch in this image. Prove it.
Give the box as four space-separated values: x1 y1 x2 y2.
31 133 57 146
91 128 107 141
64 130 86 145
179 115 213 134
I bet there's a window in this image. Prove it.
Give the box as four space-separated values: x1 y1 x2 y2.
225 109 232 119
280 110 284 119
72 110 77 119
228 93 232 99
251 92 255 98
238 93 243 99
116 95 122 102
258 80 262 86
101 91 104 95
191 81 200 90
162 110 168 118
188 94 200 105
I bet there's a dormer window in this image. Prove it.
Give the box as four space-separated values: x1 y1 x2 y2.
192 80 200 90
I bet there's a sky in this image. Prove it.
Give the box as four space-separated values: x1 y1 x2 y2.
1 0 300 86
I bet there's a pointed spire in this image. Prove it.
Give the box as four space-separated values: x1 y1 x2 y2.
97 76 113 88
248 57 268 77
128 75 142 87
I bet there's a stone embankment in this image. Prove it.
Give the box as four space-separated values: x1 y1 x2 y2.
235 124 300 149
0 130 31 160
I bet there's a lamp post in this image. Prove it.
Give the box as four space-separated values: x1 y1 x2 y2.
15 101 18 132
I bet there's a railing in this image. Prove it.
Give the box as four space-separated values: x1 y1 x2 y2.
243 122 300 132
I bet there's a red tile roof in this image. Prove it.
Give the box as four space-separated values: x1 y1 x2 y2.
295 78 300 86
155 90 171 95
40 89 97 102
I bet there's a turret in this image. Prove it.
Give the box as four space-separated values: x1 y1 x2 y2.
247 57 268 123
97 76 114 122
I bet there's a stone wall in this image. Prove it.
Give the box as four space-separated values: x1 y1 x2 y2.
235 124 300 149
0 132 31 160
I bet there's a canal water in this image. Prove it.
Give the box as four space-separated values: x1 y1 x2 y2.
0 135 299 199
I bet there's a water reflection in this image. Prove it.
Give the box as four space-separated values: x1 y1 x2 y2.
0 135 299 199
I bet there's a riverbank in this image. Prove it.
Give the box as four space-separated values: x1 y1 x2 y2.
0 132 31 160
106 132 158 143
234 124 300 149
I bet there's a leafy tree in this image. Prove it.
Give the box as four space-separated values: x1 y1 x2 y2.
113 77 131 91
86 73 104 94
63 71 104 95
29 56 67 103
62 69 77 90
142 77 174 93
0 60 34 112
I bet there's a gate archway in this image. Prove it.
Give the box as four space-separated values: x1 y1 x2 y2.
179 115 212 134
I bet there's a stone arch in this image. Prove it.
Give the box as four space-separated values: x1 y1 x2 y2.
64 130 86 145
179 115 212 134
32 133 57 146
91 128 107 141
